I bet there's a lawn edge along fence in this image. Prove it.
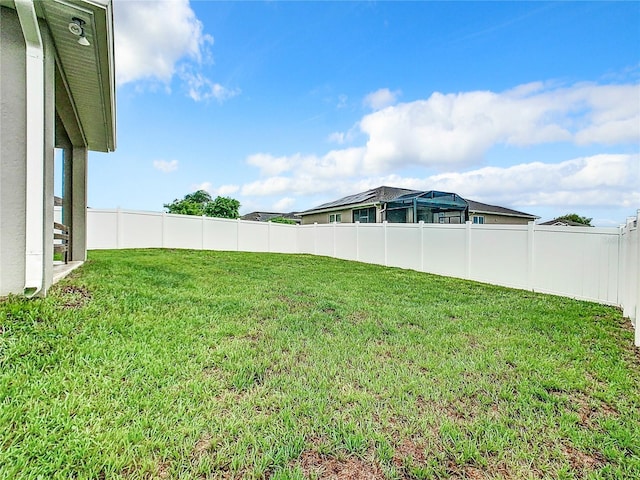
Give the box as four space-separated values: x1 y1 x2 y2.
87 208 640 346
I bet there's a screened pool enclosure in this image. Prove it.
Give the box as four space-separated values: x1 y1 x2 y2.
385 191 469 224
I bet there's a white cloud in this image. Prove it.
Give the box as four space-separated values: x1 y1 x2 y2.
153 159 178 173
114 0 212 85
113 0 238 102
273 197 295 211
238 153 639 213
358 82 639 172
180 68 240 102
241 177 293 196
238 80 638 219
192 182 239 197
241 176 337 197
363 88 402 110
403 153 639 208
192 181 212 192
215 185 240 197
327 132 346 144
247 153 296 176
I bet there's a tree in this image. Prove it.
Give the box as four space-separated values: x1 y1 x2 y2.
269 216 296 225
163 190 212 216
164 190 240 219
557 213 592 226
204 196 240 219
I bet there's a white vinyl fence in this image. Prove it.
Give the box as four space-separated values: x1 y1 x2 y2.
87 208 640 346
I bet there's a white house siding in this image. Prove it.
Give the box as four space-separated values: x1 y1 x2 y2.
0 7 55 296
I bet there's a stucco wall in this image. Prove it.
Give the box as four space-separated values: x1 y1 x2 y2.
471 213 533 225
0 8 56 296
301 209 355 225
0 7 27 294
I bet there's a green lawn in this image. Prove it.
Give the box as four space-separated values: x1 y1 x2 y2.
1 249 638 479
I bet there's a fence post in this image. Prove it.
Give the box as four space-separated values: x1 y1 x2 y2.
268 220 271 253
527 221 535 291
161 212 166 248
465 220 472 279
384 221 388 266
356 221 360 262
314 222 318 255
464 220 472 280
201 215 205 250
333 221 337 258
116 207 122 249
236 218 240 252
419 220 424 272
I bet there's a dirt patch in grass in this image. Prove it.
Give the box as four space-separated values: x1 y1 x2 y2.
241 331 263 343
295 451 384 480
201 365 222 378
349 311 370 324
562 444 606 473
156 461 171 479
446 460 519 480
56 285 92 309
277 294 313 313
453 466 485 480
192 433 213 459
562 390 619 428
392 437 427 471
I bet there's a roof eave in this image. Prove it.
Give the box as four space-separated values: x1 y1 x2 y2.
470 209 539 219
94 0 116 152
40 0 116 153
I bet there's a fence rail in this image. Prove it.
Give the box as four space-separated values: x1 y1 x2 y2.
87 208 640 346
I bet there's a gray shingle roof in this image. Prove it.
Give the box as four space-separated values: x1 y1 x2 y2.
302 186 420 214
301 186 539 220
539 218 589 226
241 211 301 223
465 199 538 219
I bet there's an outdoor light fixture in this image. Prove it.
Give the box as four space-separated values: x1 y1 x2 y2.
68 17 90 46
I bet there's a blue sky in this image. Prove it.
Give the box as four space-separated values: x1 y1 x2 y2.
76 1 639 226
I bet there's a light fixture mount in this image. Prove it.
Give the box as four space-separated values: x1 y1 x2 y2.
68 17 85 36
68 17 90 46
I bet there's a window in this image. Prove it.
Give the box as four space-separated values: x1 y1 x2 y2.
473 215 485 224
329 213 342 223
353 207 376 223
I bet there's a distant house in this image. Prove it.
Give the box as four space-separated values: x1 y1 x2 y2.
241 211 301 224
539 218 592 227
466 200 539 225
300 186 417 225
300 186 469 225
299 186 538 226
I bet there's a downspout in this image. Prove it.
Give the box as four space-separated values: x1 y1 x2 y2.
15 0 45 296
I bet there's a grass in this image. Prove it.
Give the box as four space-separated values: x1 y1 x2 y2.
1 249 638 480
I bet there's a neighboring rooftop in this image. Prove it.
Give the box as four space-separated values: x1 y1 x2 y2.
302 186 539 220
465 199 539 219
241 211 301 224
539 218 591 227
302 186 420 214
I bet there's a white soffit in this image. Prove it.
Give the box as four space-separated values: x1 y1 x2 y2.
39 0 116 152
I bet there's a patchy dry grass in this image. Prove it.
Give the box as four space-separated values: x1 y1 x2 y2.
1 249 638 479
